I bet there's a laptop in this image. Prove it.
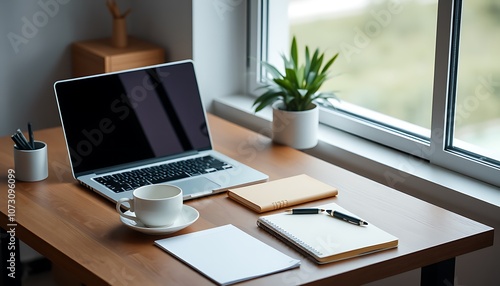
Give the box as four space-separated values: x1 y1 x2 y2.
54 59 268 203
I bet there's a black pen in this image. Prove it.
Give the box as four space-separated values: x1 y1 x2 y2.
286 208 368 226
11 134 26 149
28 122 35 149
16 129 33 150
286 208 323 214
12 132 31 150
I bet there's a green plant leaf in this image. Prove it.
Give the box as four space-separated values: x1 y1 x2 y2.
296 65 305 88
254 36 340 112
310 49 320 70
321 53 339 75
280 54 292 69
284 68 299 89
274 78 296 94
291 36 298 69
305 46 311 75
253 89 283 112
313 53 324 75
262 61 283 79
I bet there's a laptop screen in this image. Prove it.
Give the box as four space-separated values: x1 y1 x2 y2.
54 61 211 175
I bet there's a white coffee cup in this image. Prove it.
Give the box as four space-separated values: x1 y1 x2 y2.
116 184 183 228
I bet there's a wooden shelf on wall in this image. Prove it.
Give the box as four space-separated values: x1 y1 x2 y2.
72 36 165 77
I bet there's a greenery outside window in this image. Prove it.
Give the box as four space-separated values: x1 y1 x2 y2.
248 0 500 187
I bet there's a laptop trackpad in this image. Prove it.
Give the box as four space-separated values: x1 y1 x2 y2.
171 177 221 198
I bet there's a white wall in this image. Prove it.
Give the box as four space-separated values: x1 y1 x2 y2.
130 0 192 62
0 0 196 137
192 0 247 110
0 0 247 136
0 0 116 136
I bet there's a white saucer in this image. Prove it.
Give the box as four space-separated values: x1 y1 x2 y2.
119 205 199 235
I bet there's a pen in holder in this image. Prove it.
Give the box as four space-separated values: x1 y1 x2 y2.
14 141 48 182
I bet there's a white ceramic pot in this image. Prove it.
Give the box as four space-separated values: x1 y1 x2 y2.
272 101 319 149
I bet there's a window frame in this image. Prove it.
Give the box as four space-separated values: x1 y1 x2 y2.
431 0 500 185
247 0 500 187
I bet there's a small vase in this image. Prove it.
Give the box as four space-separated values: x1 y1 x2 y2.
112 18 128 48
272 101 319 149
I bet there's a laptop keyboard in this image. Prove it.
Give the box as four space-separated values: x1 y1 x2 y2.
94 156 233 193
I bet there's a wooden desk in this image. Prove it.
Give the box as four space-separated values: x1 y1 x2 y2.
0 114 494 285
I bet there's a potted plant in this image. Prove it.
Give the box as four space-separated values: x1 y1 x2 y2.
253 36 339 149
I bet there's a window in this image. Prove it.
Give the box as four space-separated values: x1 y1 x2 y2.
450 0 500 163
248 0 500 187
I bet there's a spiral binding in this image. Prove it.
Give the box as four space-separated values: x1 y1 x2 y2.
259 217 324 257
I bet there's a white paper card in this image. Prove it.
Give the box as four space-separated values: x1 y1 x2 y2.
155 224 300 285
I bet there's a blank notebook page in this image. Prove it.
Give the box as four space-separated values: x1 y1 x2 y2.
257 203 398 264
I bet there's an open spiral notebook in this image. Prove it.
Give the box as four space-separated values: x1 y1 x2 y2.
257 202 398 264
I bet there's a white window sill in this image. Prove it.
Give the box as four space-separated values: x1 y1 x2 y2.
213 95 500 214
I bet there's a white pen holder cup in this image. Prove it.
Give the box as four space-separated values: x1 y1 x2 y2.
116 184 183 228
14 141 48 182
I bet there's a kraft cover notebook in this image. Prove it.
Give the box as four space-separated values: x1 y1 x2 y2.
227 174 338 213
257 202 398 264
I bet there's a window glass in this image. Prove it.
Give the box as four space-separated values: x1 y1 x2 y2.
452 0 500 162
287 0 438 136
254 0 500 186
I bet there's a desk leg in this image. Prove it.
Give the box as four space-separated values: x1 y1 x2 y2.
1 227 21 286
421 257 455 286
